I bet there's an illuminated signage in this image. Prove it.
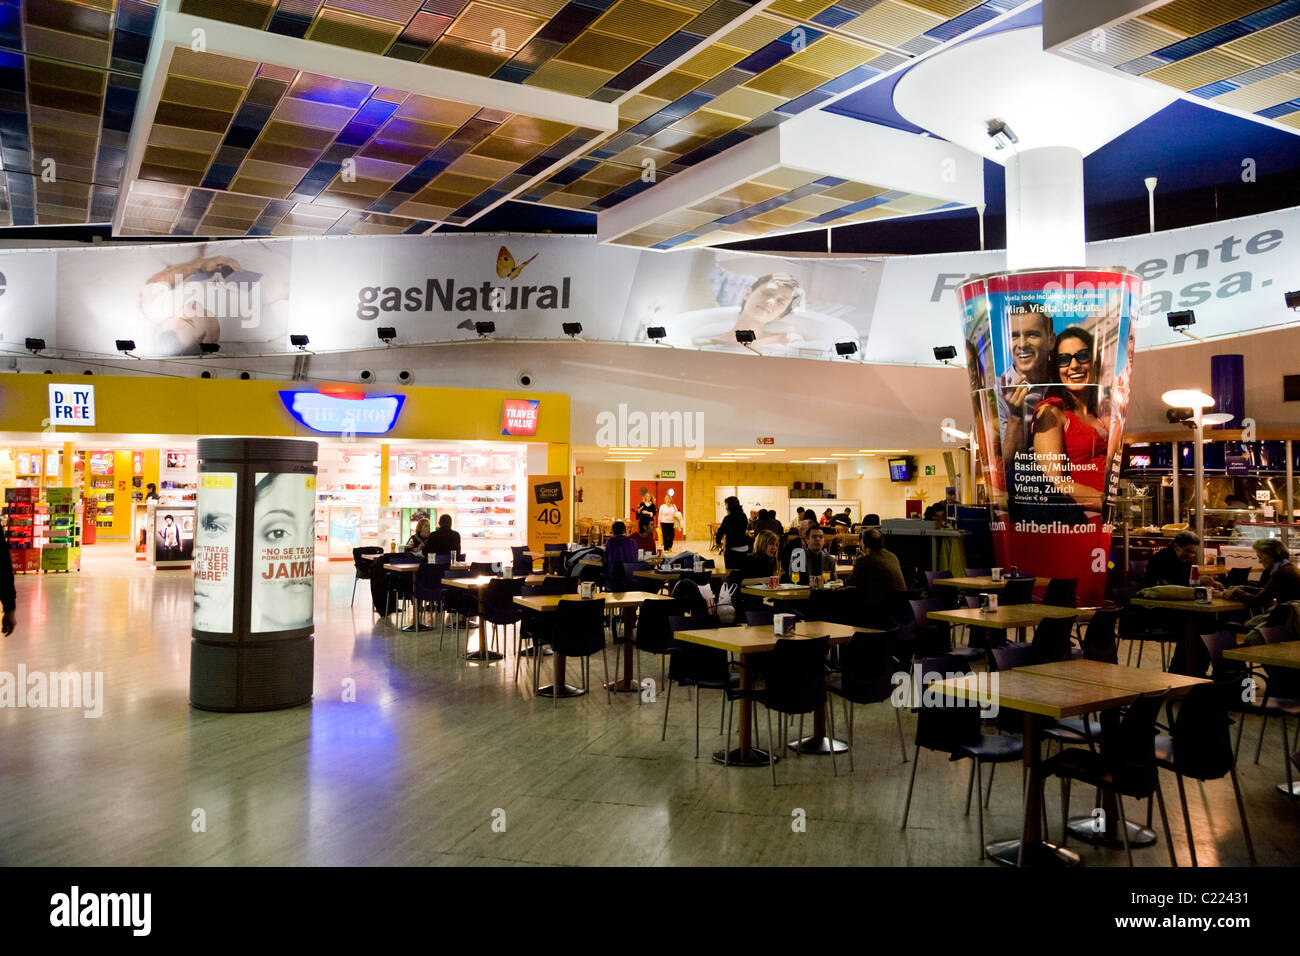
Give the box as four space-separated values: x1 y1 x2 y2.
48 384 95 426
502 399 539 436
280 391 404 434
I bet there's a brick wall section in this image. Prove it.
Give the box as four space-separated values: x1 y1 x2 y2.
686 462 838 531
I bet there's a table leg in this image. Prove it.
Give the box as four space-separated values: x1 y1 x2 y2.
714 651 774 767
464 589 503 663
605 606 642 693
536 652 584 698
1067 785 1157 847
985 712 1080 867
1168 613 1209 677
789 701 849 755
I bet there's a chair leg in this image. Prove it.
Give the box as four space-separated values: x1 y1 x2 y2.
1116 796 1133 867
724 697 734 767
1175 772 1196 867
719 693 725 734
796 714 804 757
1283 716 1296 799
767 707 777 788
351 576 358 606
984 760 996 810
901 745 921 828
975 760 985 860
694 686 700 759
1060 777 1071 848
602 647 611 706
1255 713 1269 764
965 761 976 816
827 698 838 778
1154 782 1177 868
1228 765 1256 863
661 677 673 742
846 700 855 773
896 707 908 762
1233 712 1245 764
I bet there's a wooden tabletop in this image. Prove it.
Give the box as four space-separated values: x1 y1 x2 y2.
933 670 1142 719
1131 596 1247 613
634 567 727 581
1223 640 1300 669
925 604 1093 629
513 592 675 612
673 621 864 655
1022 659 1209 694
933 575 1051 589
739 583 848 601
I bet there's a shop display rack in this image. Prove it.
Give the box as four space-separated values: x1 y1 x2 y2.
4 487 81 573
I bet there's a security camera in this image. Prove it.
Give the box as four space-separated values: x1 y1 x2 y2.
517 370 534 388
200 370 213 379
359 369 374 383
397 369 413 385
240 371 251 380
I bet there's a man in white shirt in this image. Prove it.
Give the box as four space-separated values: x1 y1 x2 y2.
658 493 683 551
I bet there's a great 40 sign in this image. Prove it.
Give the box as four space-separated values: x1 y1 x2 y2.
48 384 95 426
527 475 570 552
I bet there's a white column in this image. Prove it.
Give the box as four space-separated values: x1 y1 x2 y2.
1004 146 1085 270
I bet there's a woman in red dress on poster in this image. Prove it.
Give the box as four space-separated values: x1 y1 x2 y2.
1031 326 1108 511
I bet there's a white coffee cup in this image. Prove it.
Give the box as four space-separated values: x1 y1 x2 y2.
773 613 794 636
991 567 1003 582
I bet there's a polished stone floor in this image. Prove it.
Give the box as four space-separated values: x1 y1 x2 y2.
0 543 1295 866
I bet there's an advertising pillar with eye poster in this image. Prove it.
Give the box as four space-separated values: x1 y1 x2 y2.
190 438 318 712
958 268 1140 606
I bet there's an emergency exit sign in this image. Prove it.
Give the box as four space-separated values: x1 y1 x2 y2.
659 470 676 479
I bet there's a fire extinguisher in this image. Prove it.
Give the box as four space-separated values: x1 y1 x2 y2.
576 486 583 503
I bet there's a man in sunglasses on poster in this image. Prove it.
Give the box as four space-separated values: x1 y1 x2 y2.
997 306 1056 521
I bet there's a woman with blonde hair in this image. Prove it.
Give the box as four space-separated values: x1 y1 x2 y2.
739 530 781 580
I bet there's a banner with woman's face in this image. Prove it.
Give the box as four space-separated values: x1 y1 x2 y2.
958 269 1141 605
250 472 316 633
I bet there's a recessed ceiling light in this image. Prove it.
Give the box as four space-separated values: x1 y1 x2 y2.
859 449 908 454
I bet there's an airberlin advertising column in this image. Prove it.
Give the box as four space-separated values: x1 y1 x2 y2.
190 438 318 712
959 269 1139 606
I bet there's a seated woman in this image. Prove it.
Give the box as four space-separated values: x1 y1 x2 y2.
1031 325 1109 512
1225 538 1300 624
405 517 431 554
738 530 781 581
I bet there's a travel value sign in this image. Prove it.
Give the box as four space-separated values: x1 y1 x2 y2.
959 268 1140 606
527 474 570 553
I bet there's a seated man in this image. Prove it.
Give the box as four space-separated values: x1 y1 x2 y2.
422 514 461 559
630 516 659 555
787 525 836 581
604 520 639 589
849 528 906 607
1143 530 1199 589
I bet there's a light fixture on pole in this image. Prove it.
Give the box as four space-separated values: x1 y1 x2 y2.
986 119 1018 151
562 322 583 338
1162 388 1215 562
290 334 310 350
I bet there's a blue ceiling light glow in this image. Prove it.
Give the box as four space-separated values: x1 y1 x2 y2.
281 391 405 434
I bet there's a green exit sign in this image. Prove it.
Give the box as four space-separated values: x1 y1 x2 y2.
925 465 936 476
659 470 676 479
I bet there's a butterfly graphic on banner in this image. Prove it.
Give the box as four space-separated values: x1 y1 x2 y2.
496 246 537 280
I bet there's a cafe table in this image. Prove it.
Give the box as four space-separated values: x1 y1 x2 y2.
931 661 1208 866
442 575 507 660
925 604 1096 643
1224 640 1300 798
633 567 727 587
1130 595 1247 675
740 583 813 603
512 591 675 697
932 575 1051 591
671 621 865 765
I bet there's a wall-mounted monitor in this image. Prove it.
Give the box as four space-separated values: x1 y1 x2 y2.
887 457 914 482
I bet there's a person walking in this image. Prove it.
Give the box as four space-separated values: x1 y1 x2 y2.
1 519 15 636
715 495 752 570
658 492 683 552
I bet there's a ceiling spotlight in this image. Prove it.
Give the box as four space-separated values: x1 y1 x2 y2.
986 119 1018 150
475 321 495 337
377 326 396 345
1165 407 1194 425
646 326 667 342
735 329 756 344
25 337 45 353
933 345 958 363
199 342 220 354
562 322 583 338
290 334 310 350
835 341 858 357
941 425 972 441
1162 388 1215 409
1166 310 1195 329
1285 290 1300 310
115 339 136 354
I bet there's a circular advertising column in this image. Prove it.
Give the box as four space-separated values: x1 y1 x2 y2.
190 438 318 711
958 268 1140 606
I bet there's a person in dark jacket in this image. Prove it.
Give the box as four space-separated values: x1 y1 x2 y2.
604 520 639 588
738 530 781 580
715 495 751 570
422 514 461 558
1143 530 1199 589
1 520 15 635
1226 538 1300 612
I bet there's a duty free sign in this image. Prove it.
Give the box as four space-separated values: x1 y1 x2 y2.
48 384 95 426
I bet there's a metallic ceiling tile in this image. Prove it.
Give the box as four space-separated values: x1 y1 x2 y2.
305 7 404 53
716 13 790 53
21 25 112 69
24 0 113 40
423 34 512 74
749 166 820 191
328 0 426 20
359 138 435 163
168 48 260 86
322 174 391 196
1141 0 1274 39
159 76 247 111
423 169 496 194
402 9 454 42
1146 47 1257 89
494 113 575 143
228 174 297 197
240 157 314 182
148 124 225 153
142 144 213 171
786 35 880 76
179 0 276 28
444 2 548 50
444 149 518 179
154 101 234 133
591 0 694 45
837 0 945 47
393 94 481 126
271 95 356 129
27 57 106 94
640 69 706 101
677 42 748 78
705 83 785 118
667 107 744 137
1059 18 1178 67
1221 17 1300 64
29 103 102 133
742 62 826 99
556 31 652 72
257 63 300 81
138 163 207 186
1211 71 1300 110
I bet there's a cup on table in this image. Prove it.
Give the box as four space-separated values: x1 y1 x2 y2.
979 593 991 614
811 574 824 590
1009 566 1019 578
990 567 1002 582
503 566 513 579
767 575 779 590
579 581 593 599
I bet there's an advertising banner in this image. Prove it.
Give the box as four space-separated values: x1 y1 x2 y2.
959 268 1140 606
526 475 570 553
250 472 316 633
155 508 195 563
193 473 237 633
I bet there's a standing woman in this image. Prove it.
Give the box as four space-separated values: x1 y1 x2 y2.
1032 325 1108 511
658 492 683 552
635 490 656 529
715 495 752 570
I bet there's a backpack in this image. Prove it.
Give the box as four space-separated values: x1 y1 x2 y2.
563 546 603 577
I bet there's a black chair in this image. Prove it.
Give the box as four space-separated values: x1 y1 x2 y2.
351 546 383 606
542 574 579 595
432 552 452 566
1041 577 1078 607
441 568 478 653
412 563 445 639
827 629 907 770
753 636 837 786
1254 628 1300 797
1000 576 1035 605
966 567 991 577
483 577 525 664
1120 605 1177 668
549 598 610 707
1154 684 1255 866
1081 609 1121 663
380 554 420 620
631 598 678 697
1225 567 1250 586
990 643 1036 671
1045 690 1178 866
1201 630 1261 761
469 560 498 576
900 655 1023 860
616 561 653 592
924 569 952 592
1030 615 1078 664
745 608 774 626
511 545 531 577
543 542 568 574
910 596 982 663
662 615 745 759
